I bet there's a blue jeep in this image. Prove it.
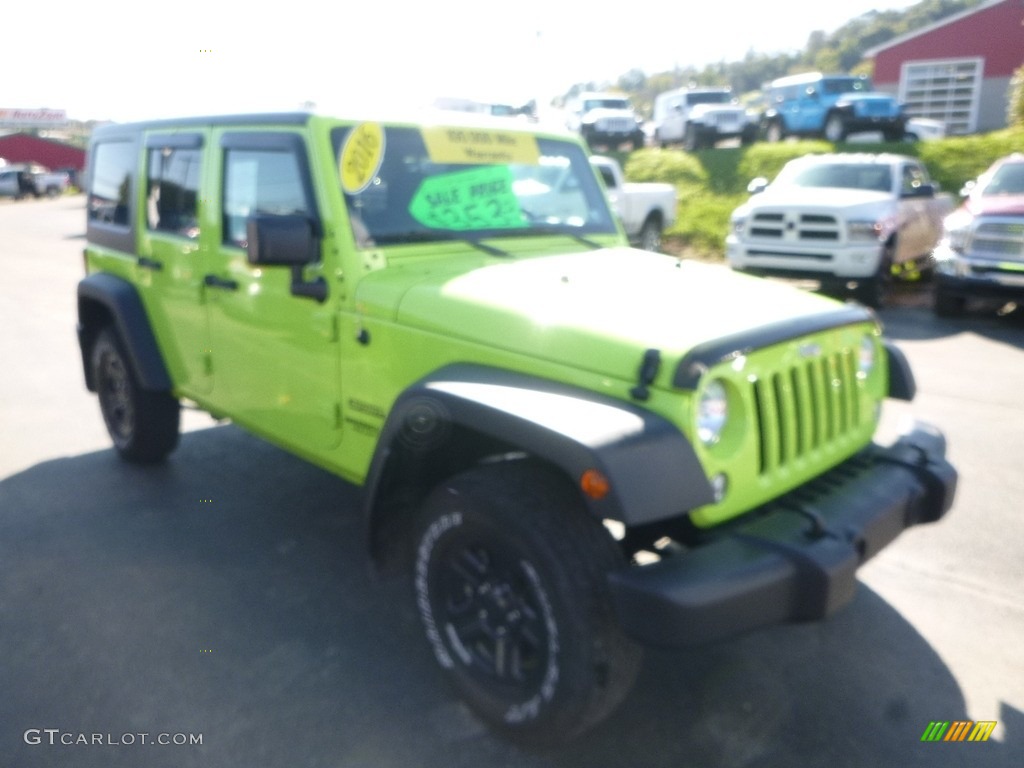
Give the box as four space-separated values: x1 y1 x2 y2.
761 72 906 143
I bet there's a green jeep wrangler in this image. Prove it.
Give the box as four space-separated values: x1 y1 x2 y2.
78 112 957 744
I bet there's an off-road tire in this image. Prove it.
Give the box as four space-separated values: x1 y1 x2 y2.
824 113 847 143
638 216 663 252
91 327 180 463
413 462 642 746
764 120 785 143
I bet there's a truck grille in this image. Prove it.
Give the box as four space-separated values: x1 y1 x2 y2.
749 212 840 242
751 349 861 475
971 221 1024 260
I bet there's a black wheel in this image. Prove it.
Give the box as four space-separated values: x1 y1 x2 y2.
933 288 966 317
764 120 784 143
91 327 180 463
413 462 642 746
883 128 905 142
638 217 662 252
683 126 700 152
854 244 894 309
824 113 847 143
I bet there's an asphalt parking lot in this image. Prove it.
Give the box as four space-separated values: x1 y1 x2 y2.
1 197 1021 767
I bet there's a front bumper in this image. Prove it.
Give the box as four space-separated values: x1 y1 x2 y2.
726 236 884 279
935 253 1024 301
581 125 644 146
608 421 956 647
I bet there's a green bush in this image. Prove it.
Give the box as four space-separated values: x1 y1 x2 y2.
623 149 707 188
917 128 1024 194
736 141 832 187
668 191 748 257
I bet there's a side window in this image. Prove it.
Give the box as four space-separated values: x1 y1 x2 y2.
88 141 135 226
222 149 312 248
146 147 202 238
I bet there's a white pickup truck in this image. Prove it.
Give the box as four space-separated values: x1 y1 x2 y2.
0 163 70 199
590 155 677 252
726 153 952 305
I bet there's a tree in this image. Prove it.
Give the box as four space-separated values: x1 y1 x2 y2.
1008 64 1024 128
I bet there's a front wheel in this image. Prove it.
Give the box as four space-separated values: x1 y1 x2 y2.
91 328 180 463
763 120 784 143
413 463 642 746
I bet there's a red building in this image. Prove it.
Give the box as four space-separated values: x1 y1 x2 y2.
0 132 86 174
865 0 1024 134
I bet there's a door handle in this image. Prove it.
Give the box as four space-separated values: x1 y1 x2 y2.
137 256 163 271
203 274 239 291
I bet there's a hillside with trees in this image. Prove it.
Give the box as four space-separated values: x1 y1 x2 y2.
563 0 984 117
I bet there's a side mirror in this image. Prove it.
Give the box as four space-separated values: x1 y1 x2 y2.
959 180 976 197
246 214 318 266
902 182 935 199
747 177 769 195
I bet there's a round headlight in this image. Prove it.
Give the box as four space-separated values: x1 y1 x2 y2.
858 336 876 380
697 379 728 445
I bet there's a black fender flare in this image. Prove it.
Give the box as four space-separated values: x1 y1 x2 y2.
363 364 714 564
77 273 172 392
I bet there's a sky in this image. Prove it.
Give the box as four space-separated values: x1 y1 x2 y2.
8 0 922 122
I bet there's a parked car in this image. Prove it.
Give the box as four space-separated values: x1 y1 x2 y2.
565 91 645 150
653 87 758 150
590 155 676 251
932 153 1024 315
79 111 955 745
760 72 906 143
727 153 951 305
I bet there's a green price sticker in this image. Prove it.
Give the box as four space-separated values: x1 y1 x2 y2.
409 167 527 231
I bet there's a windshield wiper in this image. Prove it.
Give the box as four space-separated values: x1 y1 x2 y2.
519 226 604 250
372 230 510 257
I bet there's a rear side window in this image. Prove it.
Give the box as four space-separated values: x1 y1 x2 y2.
146 146 202 238
88 141 135 226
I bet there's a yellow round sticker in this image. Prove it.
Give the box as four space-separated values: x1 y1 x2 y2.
340 123 385 194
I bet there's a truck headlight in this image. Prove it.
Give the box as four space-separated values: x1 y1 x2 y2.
941 210 972 254
731 215 746 236
697 379 728 445
847 220 883 242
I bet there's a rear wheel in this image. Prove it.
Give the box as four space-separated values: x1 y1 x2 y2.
638 216 663 252
91 328 180 463
413 462 642 746
824 113 847 143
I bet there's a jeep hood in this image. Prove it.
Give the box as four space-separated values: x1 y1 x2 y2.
363 248 858 384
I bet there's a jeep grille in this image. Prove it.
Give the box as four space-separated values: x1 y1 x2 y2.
751 348 862 475
595 117 636 133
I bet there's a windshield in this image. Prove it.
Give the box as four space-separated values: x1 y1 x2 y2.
774 162 893 193
688 92 733 105
821 77 871 95
582 98 631 111
333 124 617 247
981 162 1024 196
